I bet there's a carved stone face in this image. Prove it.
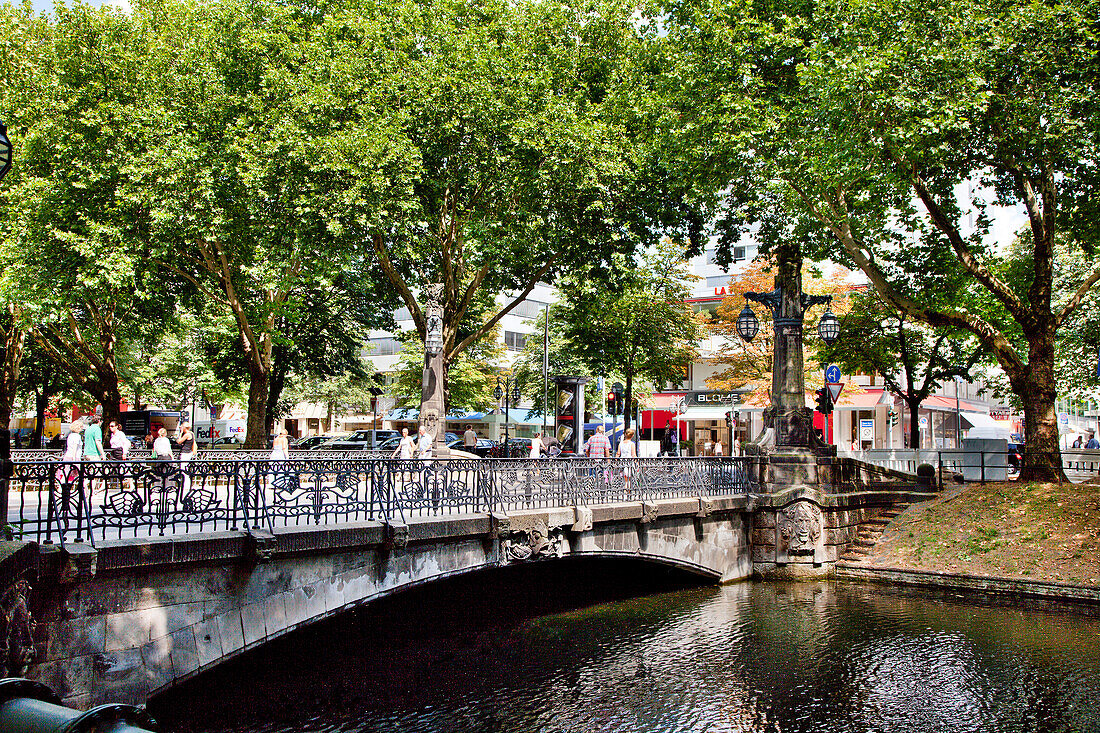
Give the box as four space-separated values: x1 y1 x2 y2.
779 502 821 552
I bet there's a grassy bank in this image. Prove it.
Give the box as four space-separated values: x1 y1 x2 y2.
857 478 1100 587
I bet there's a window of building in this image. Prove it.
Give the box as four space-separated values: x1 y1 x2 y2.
706 275 731 288
505 331 527 351
705 248 719 265
393 307 411 321
367 337 401 356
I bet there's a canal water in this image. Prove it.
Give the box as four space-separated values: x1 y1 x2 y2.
154 560 1100 733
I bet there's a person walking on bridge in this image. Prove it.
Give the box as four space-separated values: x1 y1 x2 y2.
585 425 611 459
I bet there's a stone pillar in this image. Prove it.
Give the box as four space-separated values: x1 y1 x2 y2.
420 284 446 453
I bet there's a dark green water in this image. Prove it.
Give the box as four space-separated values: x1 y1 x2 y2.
155 564 1100 733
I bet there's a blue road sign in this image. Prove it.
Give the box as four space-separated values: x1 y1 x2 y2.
825 364 841 384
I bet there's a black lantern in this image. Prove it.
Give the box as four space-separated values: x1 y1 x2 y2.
0 121 12 182
511 385 521 404
736 304 760 342
817 308 840 345
493 378 503 400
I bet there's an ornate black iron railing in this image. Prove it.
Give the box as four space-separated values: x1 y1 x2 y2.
2 457 761 545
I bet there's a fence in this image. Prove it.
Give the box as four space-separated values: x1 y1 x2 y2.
2 456 760 546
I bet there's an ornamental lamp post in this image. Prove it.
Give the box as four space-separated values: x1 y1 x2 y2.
495 376 521 457
735 260 841 452
420 285 446 454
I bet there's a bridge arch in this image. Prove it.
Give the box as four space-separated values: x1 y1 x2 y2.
30 497 752 708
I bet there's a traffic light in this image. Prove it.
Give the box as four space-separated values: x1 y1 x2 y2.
607 392 618 415
888 408 899 427
815 387 832 415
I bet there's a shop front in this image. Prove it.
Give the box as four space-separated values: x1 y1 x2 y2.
671 390 750 455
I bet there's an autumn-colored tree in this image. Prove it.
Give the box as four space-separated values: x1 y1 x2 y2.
707 259 852 406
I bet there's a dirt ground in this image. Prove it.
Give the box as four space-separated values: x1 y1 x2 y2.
854 477 1100 587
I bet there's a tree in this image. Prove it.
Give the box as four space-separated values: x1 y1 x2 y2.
328 0 644 402
707 258 851 396
655 0 1100 480
822 291 978 449
556 242 700 430
0 3 166 423
138 0 398 447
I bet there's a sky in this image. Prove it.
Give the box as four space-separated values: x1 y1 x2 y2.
30 0 129 14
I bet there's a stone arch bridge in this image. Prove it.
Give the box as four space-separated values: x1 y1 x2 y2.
0 453 929 708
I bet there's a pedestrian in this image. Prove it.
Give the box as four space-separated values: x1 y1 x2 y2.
463 424 477 450
530 432 543 459
617 426 637 490
585 424 612 459
733 436 741 457
269 426 289 460
107 420 131 460
176 421 195 493
543 432 561 458
144 432 155 451
153 427 173 458
58 419 84 485
713 436 724 456
416 425 433 459
83 416 106 460
106 419 134 493
392 427 416 459
1087 432 1099 450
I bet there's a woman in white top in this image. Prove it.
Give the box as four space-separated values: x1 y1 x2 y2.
59 420 84 485
713 438 724 456
392 428 416 459
530 433 543 459
270 426 289 460
63 420 85 462
153 427 174 459
617 427 637 489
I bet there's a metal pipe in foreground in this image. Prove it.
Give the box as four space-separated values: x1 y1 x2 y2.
0 678 158 733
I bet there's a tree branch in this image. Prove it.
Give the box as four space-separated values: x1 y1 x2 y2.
451 257 557 358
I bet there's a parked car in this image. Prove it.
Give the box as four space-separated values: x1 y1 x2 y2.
292 435 330 450
324 429 400 451
211 436 243 450
445 437 496 457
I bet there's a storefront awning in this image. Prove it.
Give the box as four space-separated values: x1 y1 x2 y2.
834 392 888 410
960 411 999 430
672 406 736 422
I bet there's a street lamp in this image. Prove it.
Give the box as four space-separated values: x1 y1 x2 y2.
0 121 11 182
495 376 522 457
735 269 841 450
736 294 838 345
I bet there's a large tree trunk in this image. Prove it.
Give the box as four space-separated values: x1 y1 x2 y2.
905 395 923 450
33 389 49 447
0 323 24 428
1015 333 1064 483
245 363 271 449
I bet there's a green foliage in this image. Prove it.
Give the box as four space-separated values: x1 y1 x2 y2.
654 0 1100 470
389 327 505 414
555 241 700 427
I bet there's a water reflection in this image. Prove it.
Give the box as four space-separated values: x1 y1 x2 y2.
157 578 1100 733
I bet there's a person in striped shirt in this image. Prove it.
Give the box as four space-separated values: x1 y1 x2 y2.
585 425 612 459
